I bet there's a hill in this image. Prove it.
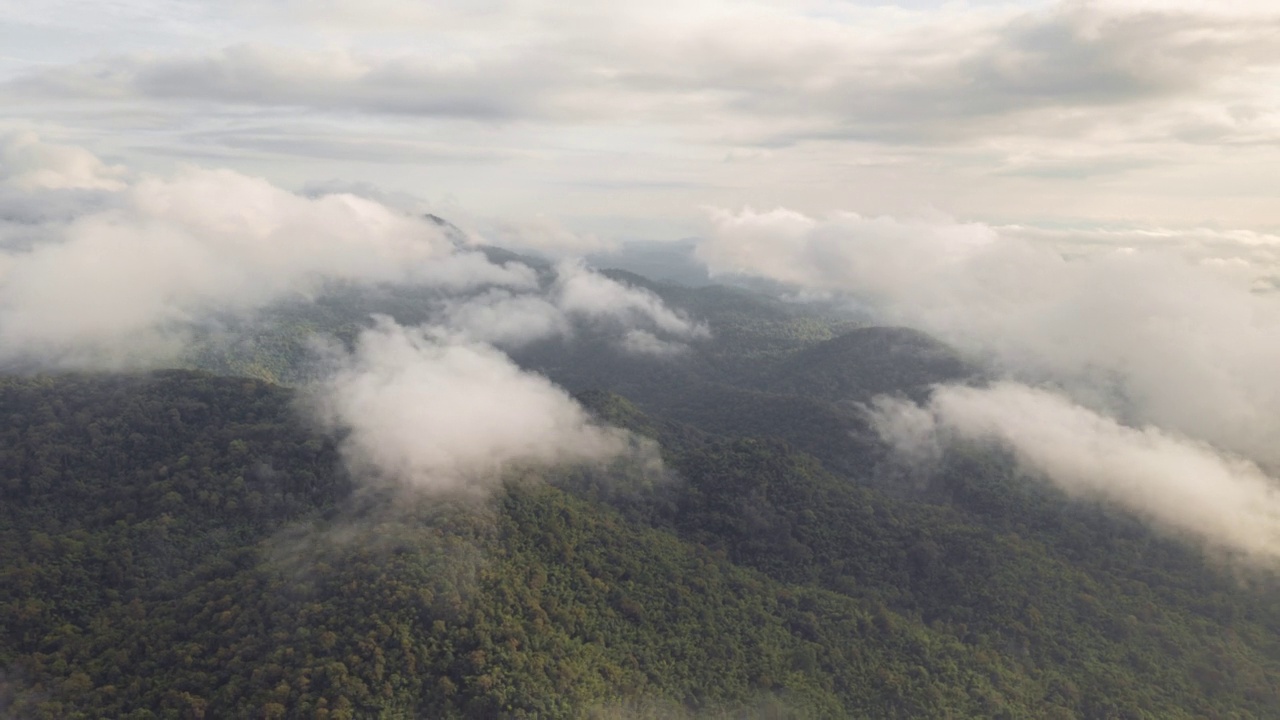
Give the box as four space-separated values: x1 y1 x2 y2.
3 372 1280 718
767 326 973 403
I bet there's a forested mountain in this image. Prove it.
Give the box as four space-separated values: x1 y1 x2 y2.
3 362 1280 718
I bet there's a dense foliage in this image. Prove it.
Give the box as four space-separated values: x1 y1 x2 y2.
3 371 1280 718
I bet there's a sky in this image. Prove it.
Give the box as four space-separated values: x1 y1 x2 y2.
4 0 1280 241
6 0 1280 560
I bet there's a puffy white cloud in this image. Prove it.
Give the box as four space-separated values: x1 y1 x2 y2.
7 1 1280 232
310 317 630 494
0 137 536 366
708 204 1280 559
441 289 570 347
434 262 709 355
553 260 707 339
871 383 1280 564
703 206 1280 469
0 135 707 368
0 131 127 191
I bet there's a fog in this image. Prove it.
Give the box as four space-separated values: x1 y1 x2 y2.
0 133 691 491
870 384 1280 563
310 318 631 494
704 206 1280 559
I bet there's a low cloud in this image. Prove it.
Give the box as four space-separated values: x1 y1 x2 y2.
0 135 538 367
0 131 127 191
554 261 707 340
441 290 570 347
706 205 1280 559
618 329 687 357
703 206 1280 468
310 317 630 494
436 262 709 353
871 383 1280 564
485 215 616 256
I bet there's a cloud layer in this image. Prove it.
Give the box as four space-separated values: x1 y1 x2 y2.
0 134 688 494
311 318 630 494
0 163 524 365
703 204 1280 560
703 206 1280 467
871 383 1280 563
0 134 700 367
7 1 1280 233
12 2 1280 146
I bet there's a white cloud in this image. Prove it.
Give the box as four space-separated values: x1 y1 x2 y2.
11 2 1280 146
441 289 570 347
0 131 127 190
619 328 687 357
554 260 707 339
6 1 1280 232
871 383 1280 564
0 137 536 366
484 215 616 255
0 135 706 368
709 203 1280 559
310 317 629 494
703 206 1280 469
434 262 708 354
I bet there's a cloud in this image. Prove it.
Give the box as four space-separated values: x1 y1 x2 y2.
870 383 1280 564
0 131 127 190
703 206 1280 469
0 137 537 367
300 179 430 214
310 317 630 494
7 42 561 120
7 1 1280 235
553 260 707 339
483 215 616 255
434 262 709 355
9 2 1280 149
707 204 1280 558
441 289 571 347
618 329 686 357
0 135 706 368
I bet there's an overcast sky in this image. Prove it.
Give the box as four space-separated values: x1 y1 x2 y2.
3 0 1280 240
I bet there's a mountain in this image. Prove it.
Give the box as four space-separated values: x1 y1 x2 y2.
3 367 1280 717
4 260 1280 718
767 326 973 403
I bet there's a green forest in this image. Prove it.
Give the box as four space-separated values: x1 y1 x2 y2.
3 367 1279 718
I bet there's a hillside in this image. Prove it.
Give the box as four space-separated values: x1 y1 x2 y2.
3 372 1280 718
766 326 973 403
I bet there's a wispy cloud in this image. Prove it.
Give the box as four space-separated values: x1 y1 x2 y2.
705 203 1280 558
871 383 1280 564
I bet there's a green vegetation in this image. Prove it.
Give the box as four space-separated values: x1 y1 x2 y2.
3 372 1280 718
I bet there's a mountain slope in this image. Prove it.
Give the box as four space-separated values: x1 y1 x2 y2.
767 326 973 402
3 373 1280 718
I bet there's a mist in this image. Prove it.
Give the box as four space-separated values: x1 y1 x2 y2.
0 157 529 367
310 318 631 494
439 260 707 351
0 134 703 369
0 133 694 500
871 383 1280 563
703 206 1280 558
